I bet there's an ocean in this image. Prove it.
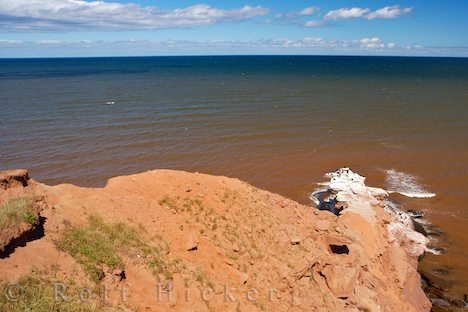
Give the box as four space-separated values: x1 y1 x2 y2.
1 55 467 300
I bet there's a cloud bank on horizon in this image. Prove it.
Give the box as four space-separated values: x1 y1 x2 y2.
0 0 466 57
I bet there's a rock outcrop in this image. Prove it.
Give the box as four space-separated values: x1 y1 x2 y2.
0 170 46 255
312 168 430 258
311 168 432 311
0 168 431 311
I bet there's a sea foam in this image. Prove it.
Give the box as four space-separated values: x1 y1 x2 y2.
385 169 436 198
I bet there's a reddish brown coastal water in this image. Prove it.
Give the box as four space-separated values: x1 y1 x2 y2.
1 56 467 301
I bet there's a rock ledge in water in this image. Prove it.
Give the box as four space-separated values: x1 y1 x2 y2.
312 167 430 258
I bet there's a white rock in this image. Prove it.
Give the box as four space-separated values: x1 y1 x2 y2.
312 167 431 257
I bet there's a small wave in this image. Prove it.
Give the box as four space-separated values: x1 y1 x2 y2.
385 169 436 198
425 247 443 255
390 191 436 198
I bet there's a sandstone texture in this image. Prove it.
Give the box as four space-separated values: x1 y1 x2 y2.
0 168 431 311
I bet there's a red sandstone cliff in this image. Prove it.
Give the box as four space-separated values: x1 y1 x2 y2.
0 169 430 311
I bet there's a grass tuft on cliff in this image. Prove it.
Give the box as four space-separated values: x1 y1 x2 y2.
0 269 115 312
0 197 37 230
56 215 179 282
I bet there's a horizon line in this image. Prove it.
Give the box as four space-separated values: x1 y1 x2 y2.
1 54 467 60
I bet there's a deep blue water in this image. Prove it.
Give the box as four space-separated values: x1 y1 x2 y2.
1 55 468 80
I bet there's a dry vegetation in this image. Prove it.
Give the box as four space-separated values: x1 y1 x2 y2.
0 269 117 312
56 215 180 282
0 197 38 230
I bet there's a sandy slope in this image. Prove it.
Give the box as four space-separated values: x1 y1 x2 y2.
0 169 430 311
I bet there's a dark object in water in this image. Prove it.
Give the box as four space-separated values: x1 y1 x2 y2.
407 209 424 218
412 219 428 237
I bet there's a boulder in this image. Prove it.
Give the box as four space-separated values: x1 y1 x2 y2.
0 169 30 190
321 264 359 298
185 233 199 251
314 219 331 231
238 272 249 285
289 234 301 245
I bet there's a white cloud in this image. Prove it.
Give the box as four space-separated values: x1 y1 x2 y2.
324 5 412 21
297 7 318 16
36 40 62 44
303 20 325 28
0 0 269 32
367 6 412 19
0 39 23 44
324 7 370 20
360 37 385 48
275 6 318 20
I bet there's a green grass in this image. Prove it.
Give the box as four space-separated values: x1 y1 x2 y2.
0 271 115 312
159 196 178 211
194 270 215 290
183 198 205 214
22 212 38 225
56 215 179 282
148 257 180 280
0 197 37 230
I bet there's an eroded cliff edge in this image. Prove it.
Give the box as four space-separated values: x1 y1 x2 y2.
0 168 430 311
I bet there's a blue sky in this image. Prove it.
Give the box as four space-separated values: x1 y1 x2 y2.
0 0 466 57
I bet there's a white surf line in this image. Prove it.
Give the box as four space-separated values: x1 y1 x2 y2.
387 190 436 198
385 169 436 198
